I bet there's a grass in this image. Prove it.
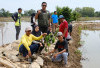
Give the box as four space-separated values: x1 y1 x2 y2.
75 49 82 55
79 17 100 21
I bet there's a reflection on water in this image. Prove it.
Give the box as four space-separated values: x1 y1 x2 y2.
0 22 31 46
79 30 100 68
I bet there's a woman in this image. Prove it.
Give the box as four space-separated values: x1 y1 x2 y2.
32 25 44 53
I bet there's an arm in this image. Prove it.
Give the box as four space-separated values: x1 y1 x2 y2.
63 21 68 37
49 19 51 26
21 37 30 51
32 35 43 41
56 49 66 55
21 36 32 57
63 28 67 37
12 13 17 22
35 10 41 22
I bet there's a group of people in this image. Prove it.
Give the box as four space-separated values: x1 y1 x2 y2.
12 2 72 67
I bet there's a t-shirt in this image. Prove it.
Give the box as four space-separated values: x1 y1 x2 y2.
51 14 58 23
59 20 68 38
54 40 68 52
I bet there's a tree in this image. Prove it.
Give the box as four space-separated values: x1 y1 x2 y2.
24 9 36 16
72 11 81 21
56 6 72 22
0 8 12 17
74 7 95 17
94 11 100 17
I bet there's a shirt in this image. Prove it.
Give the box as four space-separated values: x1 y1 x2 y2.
59 20 68 38
51 14 58 23
18 34 43 51
54 40 68 52
38 9 50 27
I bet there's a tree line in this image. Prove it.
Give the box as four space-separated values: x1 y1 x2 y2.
0 7 100 21
0 8 36 17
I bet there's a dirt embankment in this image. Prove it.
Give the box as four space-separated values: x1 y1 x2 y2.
0 22 100 68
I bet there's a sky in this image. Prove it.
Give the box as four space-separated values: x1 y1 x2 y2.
0 0 99 13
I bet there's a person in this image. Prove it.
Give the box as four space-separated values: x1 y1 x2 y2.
32 25 44 53
51 11 58 34
45 32 68 67
31 13 36 30
35 2 51 33
68 22 72 36
12 8 22 40
59 15 68 40
18 26 47 58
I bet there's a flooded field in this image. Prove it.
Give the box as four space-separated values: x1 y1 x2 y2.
0 22 31 46
82 20 100 23
80 30 100 68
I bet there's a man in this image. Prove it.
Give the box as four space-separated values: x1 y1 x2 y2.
51 11 58 33
31 13 36 30
12 8 22 40
45 32 68 66
18 27 47 58
35 2 51 33
59 15 68 40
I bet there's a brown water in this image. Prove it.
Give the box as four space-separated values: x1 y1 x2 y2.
0 22 31 46
79 30 100 68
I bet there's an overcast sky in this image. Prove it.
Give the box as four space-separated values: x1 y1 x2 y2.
0 0 99 13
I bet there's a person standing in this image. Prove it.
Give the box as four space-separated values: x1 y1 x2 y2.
68 22 72 36
51 11 58 34
31 13 36 30
35 2 51 33
12 8 22 40
59 15 68 40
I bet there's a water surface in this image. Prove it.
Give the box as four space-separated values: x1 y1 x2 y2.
0 22 31 46
80 30 100 68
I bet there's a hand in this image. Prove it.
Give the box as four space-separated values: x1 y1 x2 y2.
15 21 17 23
37 10 41 14
45 53 48 56
42 33 47 36
40 43 43 47
53 54 58 59
28 50 32 57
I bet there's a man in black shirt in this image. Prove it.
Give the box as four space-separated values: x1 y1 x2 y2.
45 32 68 65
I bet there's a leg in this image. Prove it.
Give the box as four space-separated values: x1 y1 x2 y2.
55 23 58 31
29 44 39 55
39 43 44 52
52 23 55 33
43 26 48 33
62 52 68 64
52 54 62 62
19 44 28 57
15 26 21 40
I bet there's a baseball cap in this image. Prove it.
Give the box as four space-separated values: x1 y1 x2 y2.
59 15 64 19
25 26 32 31
57 32 62 37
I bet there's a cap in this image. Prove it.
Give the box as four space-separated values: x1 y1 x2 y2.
57 32 62 37
25 26 32 31
59 15 64 19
